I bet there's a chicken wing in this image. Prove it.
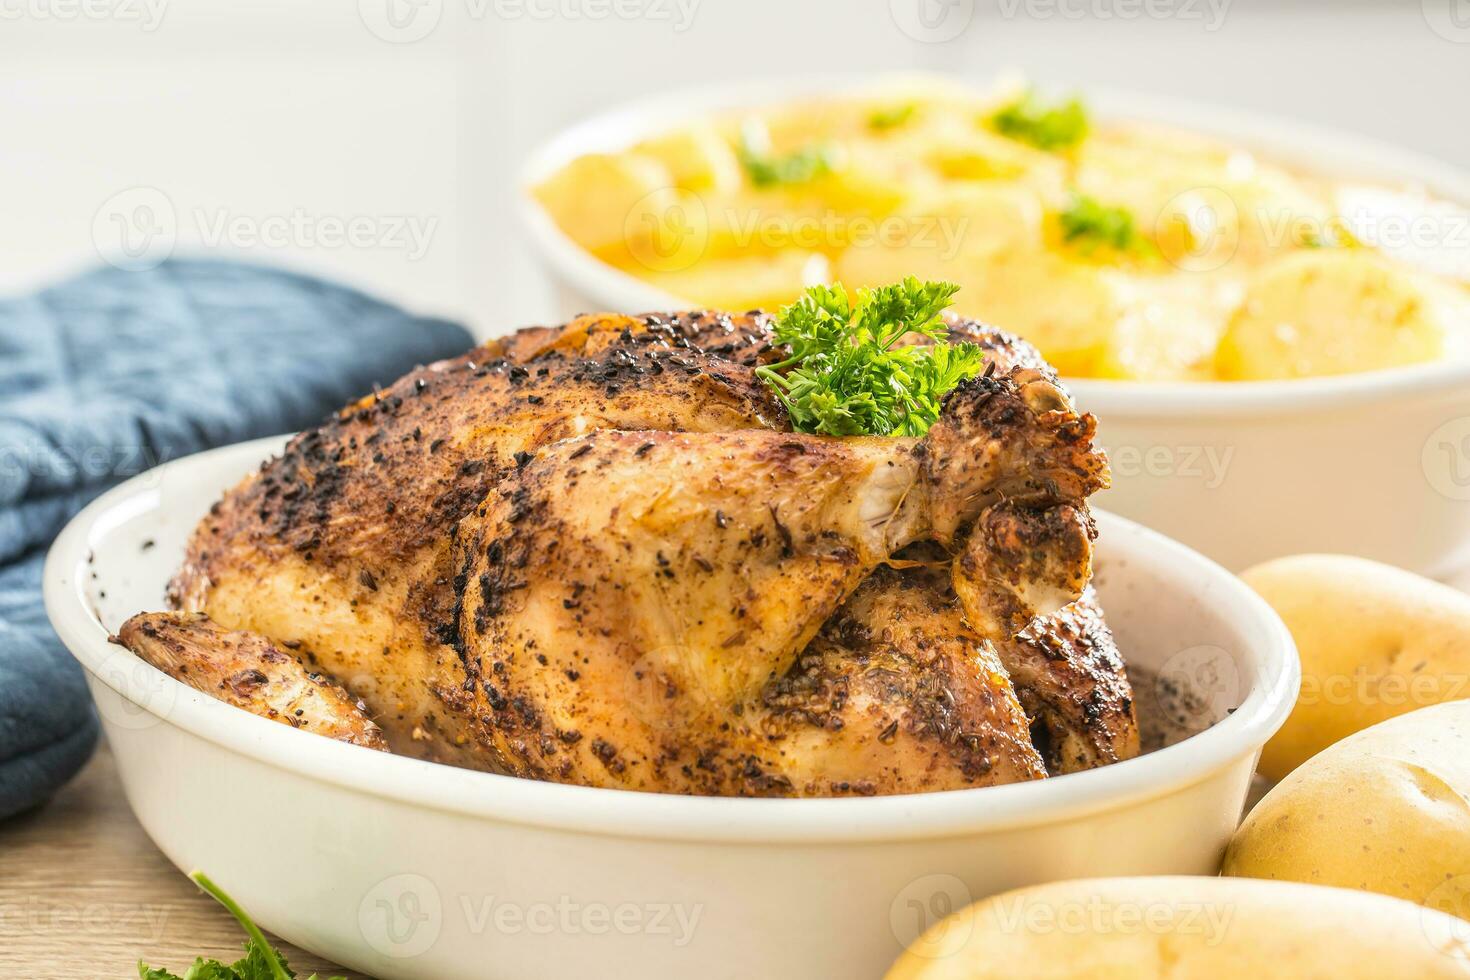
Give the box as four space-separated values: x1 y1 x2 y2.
116 612 387 750
997 586 1140 773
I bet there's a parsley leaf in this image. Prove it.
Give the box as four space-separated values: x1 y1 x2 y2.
757 278 985 437
1298 219 1358 249
868 103 916 131
140 968 186 980
738 119 837 188
139 871 343 980
1058 194 1154 257
989 90 1089 151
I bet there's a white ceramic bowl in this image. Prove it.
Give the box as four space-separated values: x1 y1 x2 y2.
519 77 1470 575
45 435 1297 980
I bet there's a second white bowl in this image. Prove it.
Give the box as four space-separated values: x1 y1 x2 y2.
519 77 1470 575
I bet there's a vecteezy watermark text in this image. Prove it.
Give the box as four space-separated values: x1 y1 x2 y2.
995 0 1230 31
624 194 972 273
890 0 1229 43
358 0 698 43
1104 444 1234 489
357 874 703 960
192 208 437 261
0 0 167 30
459 895 701 946
0 897 171 942
93 187 439 270
990 893 1236 944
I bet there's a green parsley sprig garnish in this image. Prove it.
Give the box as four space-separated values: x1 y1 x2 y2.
738 119 837 188
1059 194 1155 257
989 90 1089 151
868 103 917 131
1298 219 1359 250
756 278 985 437
140 871 344 980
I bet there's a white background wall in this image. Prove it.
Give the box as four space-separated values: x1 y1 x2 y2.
1 0 1467 338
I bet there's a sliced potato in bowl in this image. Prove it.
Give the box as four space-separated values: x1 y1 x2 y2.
1216 249 1470 380
1092 274 1240 381
533 152 677 256
635 249 828 311
633 122 743 194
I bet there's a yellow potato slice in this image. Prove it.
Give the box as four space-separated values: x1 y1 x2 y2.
957 251 1128 377
632 124 742 195
638 250 828 311
1080 124 1332 271
838 244 1124 377
833 182 1044 275
534 152 676 257
1216 248 1467 380
1093 274 1241 381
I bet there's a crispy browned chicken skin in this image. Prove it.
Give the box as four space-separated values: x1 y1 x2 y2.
117 612 388 750
116 310 1138 795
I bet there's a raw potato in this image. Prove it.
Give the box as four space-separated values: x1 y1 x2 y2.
886 876 1470 979
1223 701 1470 917
1240 553 1470 782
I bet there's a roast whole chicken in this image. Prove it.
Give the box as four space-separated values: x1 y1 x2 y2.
116 308 1140 796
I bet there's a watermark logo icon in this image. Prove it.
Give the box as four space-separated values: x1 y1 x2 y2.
359 0 443 42
623 190 709 274
358 874 443 959
1423 0 1470 42
890 0 974 42
1424 416 1470 501
93 187 176 272
890 873 974 959
1422 875 1470 960
1155 644 1240 729
1155 186 1240 273
93 656 179 731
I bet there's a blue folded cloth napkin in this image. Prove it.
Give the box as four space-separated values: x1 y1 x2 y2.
0 259 472 819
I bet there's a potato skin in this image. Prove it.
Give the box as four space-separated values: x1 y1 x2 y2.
1240 553 1470 782
886 875 1470 979
1223 700 1470 916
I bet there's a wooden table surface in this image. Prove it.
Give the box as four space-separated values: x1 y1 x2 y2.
0 739 368 980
